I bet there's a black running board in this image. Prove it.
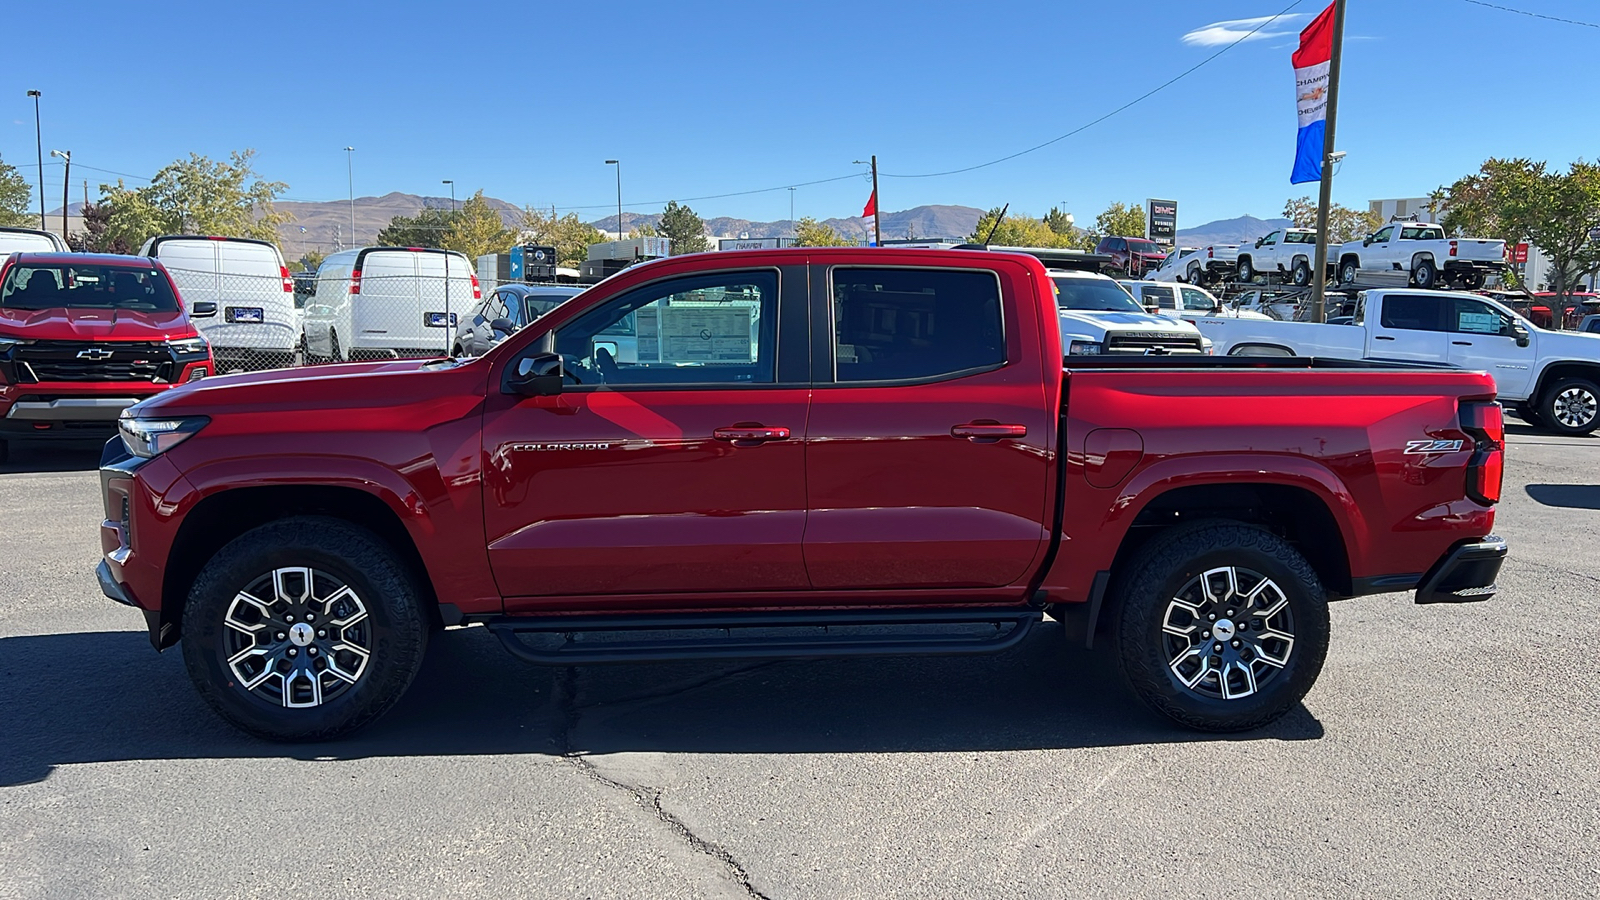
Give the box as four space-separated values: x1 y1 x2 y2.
486 607 1041 665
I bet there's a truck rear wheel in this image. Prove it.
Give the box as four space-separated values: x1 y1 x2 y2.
1412 258 1437 289
1115 521 1329 732
1338 258 1359 284
180 516 428 742
1540 377 1600 435
1237 258 1255 282
1291 259 1312 286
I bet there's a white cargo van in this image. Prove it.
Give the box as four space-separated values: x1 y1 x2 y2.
305 247 480 361
0 227 70 255
140 235 298 371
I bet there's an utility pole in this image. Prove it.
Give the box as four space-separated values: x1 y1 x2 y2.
605 160 622 240
1308 0 1347 324
50 150 70 239
27 91 44 231
871 155 881 247
788 186 796 240
343 147 356 247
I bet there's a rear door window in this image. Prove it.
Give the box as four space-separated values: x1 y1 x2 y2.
1379 294 1446 331
831 267 1004 383
1139 284 1177 309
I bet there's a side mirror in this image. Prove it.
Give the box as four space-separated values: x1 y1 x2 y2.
1511 323 1530 347
191 301 218 318
1363 236 1373 246
1255 239 1264 248
505 352 564 396
490 317 516 334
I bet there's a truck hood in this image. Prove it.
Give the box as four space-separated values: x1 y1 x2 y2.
1536 329 1600 357
127 356 465 417
0 306 198 341
1059 309 1200 338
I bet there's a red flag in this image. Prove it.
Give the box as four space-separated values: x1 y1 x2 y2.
861 189 877 219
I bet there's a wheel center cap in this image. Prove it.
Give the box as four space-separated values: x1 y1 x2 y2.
288 622 315 647
1213 619 1237 641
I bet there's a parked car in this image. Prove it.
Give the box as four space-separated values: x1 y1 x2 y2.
1193 287 1600 434
140 235 299 372
1335 222 1505 289
1120 280 1272 321
0 252 213 462
99 246 1506 741
454 284 583 358
1094 236 1167 277
304 247 481 362
1580 314 1600 334
1530 292 1598 330
1049 269 1209 354
1235 228 1327 286
0 226 70 255
1150 244 1239 284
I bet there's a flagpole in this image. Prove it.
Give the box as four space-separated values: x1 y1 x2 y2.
871 155 881 247
1309 0 1347 323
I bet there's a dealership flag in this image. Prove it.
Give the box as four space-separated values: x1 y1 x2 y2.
861 189 877 220
1290 3 1336 184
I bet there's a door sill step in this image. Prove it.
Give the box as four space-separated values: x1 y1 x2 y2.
485 607 1041 665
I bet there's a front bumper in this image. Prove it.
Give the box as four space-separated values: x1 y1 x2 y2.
1415 536 1507 604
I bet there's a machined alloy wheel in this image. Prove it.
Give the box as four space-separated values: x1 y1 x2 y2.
1161 566 1294 701
1545 378 1600 434
221 567 373 708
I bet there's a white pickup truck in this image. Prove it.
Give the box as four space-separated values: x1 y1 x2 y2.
1049 269 1212 355
1234 228 1328 286
1148 244 1240 285
1193 288 1600 434
1335 221 1505 289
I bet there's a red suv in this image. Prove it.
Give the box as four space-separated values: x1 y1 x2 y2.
0 253 214 461
1095 236 1168 277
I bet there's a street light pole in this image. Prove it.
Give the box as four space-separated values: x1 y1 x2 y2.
605 160 621 240
27 91 44 231
343 147 356 247
442 180 455 214
49 150 70 239
788 187 796 240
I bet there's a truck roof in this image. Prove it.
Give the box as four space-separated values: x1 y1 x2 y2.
4 252 158 267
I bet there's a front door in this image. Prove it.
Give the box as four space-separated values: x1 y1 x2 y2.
1445 294 1535 399
482 267 811 601
1368 293 1450 362
803 264 1051 590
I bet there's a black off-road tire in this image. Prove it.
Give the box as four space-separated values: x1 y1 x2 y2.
1115 521 1330 732
181 516 428 742
1540 377 1600 435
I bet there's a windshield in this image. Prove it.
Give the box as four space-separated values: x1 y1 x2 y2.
1126 239 1161 254
1052 277 1144 313
522 292 577 320
1 263 180 312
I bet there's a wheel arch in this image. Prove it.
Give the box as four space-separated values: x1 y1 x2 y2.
1411 252 1437 269
161 485 442 646
1228 342 1297 357
1532 361 1600 405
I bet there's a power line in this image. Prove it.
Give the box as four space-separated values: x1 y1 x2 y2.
1457 0 1600 28
883 0 1308 179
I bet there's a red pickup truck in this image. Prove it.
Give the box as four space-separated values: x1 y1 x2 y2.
95 247 1507 741
2 253 215 462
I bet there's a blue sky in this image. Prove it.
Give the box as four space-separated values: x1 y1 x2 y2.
4 0 1597 231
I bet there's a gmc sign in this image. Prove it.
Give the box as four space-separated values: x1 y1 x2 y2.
1147 199 1178 244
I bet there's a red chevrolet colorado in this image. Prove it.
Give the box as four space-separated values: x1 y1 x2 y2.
95 247 1507 740
1 253 214 461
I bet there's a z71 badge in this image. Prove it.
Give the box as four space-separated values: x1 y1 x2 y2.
1404 439 1464 455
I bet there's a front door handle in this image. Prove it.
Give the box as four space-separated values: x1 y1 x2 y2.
713 425 791 444
1374 335 1395 341
1452 341 1472 346
952 422 1027 441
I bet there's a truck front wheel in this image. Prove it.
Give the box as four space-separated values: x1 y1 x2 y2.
1115 521 1330 732
180 516 428 742
1541 377 1600 435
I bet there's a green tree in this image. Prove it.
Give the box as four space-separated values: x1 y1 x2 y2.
966 207 1073 248
440 190 514 260
657 201 709 255
520 207 608 267
70 201 139 254
628 222 659 238
1281 196 1383 243
793 216 850 247
0 154 34 228
377 206 457 248
1443 158 1600 329
1091 202 1146 243
1043 206 1075 236
92 150 289 250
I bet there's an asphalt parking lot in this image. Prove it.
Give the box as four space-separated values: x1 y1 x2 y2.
2 428 1597 900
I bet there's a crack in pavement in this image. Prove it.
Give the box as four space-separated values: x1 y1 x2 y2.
555 666 774 900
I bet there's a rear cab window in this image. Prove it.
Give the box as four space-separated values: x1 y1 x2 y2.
830 267 1004 383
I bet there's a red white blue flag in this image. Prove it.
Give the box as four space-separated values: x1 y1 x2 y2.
1290 3 1336 184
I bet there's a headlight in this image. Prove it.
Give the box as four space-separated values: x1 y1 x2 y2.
0 336 25 355
1202 336 1216 356
168 336 209 358
1068 340 1104 355
117 413 209 458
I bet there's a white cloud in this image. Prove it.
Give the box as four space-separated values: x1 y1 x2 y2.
1181 13 1309 47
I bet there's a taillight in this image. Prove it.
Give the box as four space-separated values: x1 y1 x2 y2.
1461 401 1504 505
470 272 482 300
350 269 362 295
279 265 294 292
1207 247 1214 259
1449 240 1458 257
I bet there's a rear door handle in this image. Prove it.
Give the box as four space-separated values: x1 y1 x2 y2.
1374 335 1395 341
1452 341 1472 346
952 423 1027 441
713 425 791 444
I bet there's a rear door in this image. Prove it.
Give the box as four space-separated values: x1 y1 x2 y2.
803 262 1050 590
1367 293 1450 362
356 251 421 353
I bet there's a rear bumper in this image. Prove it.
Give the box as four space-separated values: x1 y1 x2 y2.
1415 536 1507 604
1442 260 1507 273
